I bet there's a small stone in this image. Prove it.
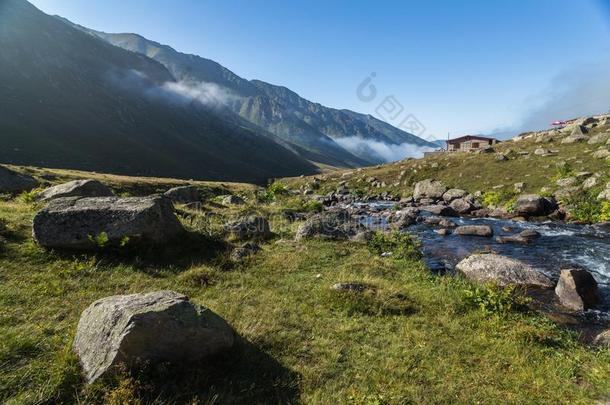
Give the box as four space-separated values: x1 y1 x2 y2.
454 225 493 237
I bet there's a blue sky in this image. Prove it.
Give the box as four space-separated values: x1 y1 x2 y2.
29 0 610 140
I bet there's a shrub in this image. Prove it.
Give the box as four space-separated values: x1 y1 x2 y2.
17 187 44 203
564 192 602 223
555 162 574 179
463 283 530 316
368 231 422 261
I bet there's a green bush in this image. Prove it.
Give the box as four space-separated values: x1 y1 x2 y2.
463 283 530 316
17 187 44 203
564 192 603 223
555 162 574 179
482 190 516 210
368 231 422 261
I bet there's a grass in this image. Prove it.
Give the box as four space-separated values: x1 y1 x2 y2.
1 188 610 404
283 122 610 222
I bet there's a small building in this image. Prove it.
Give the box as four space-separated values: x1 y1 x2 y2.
446 135 498 152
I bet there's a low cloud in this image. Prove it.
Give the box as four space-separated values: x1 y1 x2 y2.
105 69 239 107
159 80 240 106
335 136 433 163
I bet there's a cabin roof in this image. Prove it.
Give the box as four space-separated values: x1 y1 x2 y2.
446 135 497 144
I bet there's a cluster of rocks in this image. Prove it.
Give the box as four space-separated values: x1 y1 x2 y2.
456 253 601 313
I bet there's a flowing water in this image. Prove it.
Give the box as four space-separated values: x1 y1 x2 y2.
350 201 610 311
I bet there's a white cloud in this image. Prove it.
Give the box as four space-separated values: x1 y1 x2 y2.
160 80 239 106
335 136 433 163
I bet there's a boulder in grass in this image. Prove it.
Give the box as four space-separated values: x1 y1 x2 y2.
456 253 554 288
230 242 261 261
225 216 272 240
164 186 200 204
296 210 363 241
593 329 610 348
33 196 184 249
555 268 600 311
222 195 245 205
73 291 234 383
37 179 114 201
0 165 38 193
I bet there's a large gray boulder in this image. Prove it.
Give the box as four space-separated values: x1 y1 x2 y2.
456 253 554 288
413 179 447 200
73 291 234 383
33 196 184 249
37 179 114 201
0 165 38 193
296 210 362 241
514 194 557 217
555 268 599 311
225 216 272 240
163 186 200 204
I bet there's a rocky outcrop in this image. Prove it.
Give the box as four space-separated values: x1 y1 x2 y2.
225 216 272 240
0 166 38 194
73 291 234 383
413 179 447 200
33 196 184 249
514 194 557 217
37 179 114 201
164 186 200 204
554 268 599 311
561 126 588 144
456 253 554 288
454 225 493 237
296 210 362 241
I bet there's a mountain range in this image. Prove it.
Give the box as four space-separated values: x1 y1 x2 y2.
0 0 435 182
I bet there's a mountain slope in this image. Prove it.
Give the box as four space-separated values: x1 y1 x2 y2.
73 27 368 168
0 0 318 183
70 25 435 166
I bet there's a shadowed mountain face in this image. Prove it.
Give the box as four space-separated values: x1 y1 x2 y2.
72 25 436 166
0 0 319 183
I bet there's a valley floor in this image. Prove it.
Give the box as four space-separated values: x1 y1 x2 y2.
1 183 609 404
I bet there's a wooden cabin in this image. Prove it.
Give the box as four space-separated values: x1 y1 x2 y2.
446 135 498 152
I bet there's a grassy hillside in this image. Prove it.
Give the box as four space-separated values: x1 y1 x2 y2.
285 120 610 222
1 168 609 404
